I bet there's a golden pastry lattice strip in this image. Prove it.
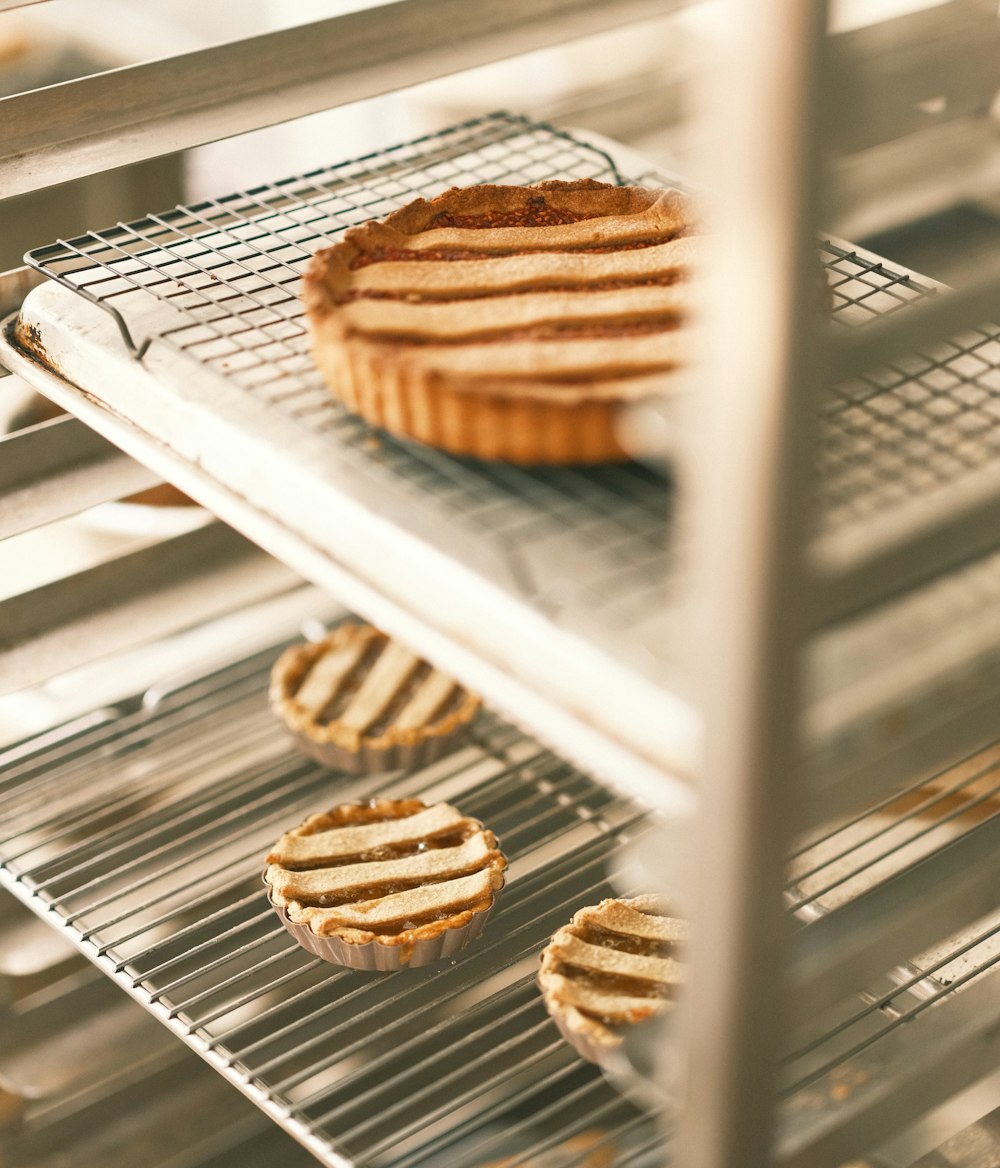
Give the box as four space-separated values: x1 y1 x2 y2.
347 235 698 298
584 899 690 944
337 284 691 341
548 930 685 986
377 197 689 253
267 802 470 866
393 670 457 732
293 866 502 933
266 832 495 902
546 973 673 1024
334 639 421 735
293 634 370 717
400 330 691 379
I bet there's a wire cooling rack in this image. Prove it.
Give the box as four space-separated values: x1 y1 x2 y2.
24 109 1000 540
17 114 681 688
821 247 1000 530
1 634 997 1167
0 635 661 1168
16 111 1000 692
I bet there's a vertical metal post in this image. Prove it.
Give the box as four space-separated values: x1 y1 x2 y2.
673 3 830 1167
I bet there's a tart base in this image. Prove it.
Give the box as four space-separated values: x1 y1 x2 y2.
282 724 471 774
545 999 623 1068
307 324 631 464
266 877 501 971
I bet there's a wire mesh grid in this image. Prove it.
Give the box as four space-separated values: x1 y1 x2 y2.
0 941 322 1168
0 631 658 1168
787 740 1000 917
821 243 1000 529
780 909 1000 1099
22 112 1000 635
23 113 690 683
1 632 998 1167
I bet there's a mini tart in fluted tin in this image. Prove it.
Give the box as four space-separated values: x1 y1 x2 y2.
269 622 480 773
264 796 507 970
538 895 687 1066
302 179 698 465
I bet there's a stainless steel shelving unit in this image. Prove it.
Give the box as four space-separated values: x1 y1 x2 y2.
1 2 999 1167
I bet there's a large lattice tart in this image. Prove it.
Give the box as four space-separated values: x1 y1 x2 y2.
538 895 687 1065
302 179 698 464
264 796 507 969
270 622 480 773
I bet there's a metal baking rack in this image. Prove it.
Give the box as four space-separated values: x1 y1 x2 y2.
0 893 320 1168
1 630 997 1168
820 253 1000 534
8 110 1000 808
24 113 626 360
7 115 693 787
24 109 997 552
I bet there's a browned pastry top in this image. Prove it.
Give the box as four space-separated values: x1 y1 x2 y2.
265 796 506 949
539 895 688 1052
302 179 699 463
269 622 480 754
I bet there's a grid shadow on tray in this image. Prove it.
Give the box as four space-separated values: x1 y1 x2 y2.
20 111 1000 683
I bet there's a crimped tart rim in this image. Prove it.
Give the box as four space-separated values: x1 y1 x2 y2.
269 622 481 754
263 796 507 952
538 894 684 1057
301 179 698 463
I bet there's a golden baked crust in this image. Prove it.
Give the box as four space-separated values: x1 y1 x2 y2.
264 797 507 960
269 622 480 771
303 179 698 463
538 895 687 1061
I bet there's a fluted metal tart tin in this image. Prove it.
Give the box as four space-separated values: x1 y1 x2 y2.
543 1003 622 1068
265 874 505 972
282 727 469 776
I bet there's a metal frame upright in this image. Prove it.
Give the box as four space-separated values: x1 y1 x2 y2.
677 4 833 1165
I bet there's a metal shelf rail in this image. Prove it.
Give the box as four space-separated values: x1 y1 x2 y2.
0 0 674 200
680 3 1000 1166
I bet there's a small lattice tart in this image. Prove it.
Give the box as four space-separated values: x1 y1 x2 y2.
538 895 687 1065
264 796 507 970
302 179 698 464
270 622 480 773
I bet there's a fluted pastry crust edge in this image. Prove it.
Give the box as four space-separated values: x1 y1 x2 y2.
538 894 681 1065
269 623 480 772
303 180 693 464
